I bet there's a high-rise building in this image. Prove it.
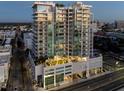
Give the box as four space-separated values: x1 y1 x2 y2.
32 2 55 59
72 2 93 57
32 1 93 59
31 1 102 89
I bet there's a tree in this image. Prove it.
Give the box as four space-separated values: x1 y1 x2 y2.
56 3 64 7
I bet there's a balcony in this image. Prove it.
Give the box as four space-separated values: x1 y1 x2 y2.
83 15 89 18
77 10 82 14
83 11 90 14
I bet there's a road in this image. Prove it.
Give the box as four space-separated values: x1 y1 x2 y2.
117 87 124 91
6 48 33 91
103 53 124 70
6 32 33 91
57 68 124 91
93 78 124 91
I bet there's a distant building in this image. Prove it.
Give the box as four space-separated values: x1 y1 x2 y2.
0 30 15 48
0 29 15 88
0 30 15 40
90 21 98 33
0 32 5 40
96 21 105 29
0 46 11 88
0 22 32 31
115 20 124 31
23 31 33 49
4 31 15 38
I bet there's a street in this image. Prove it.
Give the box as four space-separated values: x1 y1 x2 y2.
103 52 124 71
6 48 33 90
6 32 33 91
57 67 124 91
93 78 124 91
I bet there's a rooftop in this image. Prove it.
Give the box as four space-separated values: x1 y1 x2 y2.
0 22 32 26
35 55 88 67
0 46 10 53
32 1 55 8
106 32 124 39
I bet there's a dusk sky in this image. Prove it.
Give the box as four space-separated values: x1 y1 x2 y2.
0 1 124 23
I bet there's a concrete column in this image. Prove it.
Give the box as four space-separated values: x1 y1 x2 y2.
64 66 65 82
43 76 45 89
86 69 90 78
43 68 46 89
86 59 90 78
54 69 56 87
101 67 103 72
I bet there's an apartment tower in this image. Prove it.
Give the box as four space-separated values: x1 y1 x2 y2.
32 1 93 60
32 2 55 59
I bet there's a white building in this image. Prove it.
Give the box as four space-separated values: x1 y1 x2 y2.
23 32 33 49
34 56 102 89
0 30 13 88
4 38 12 48
4 31 16 39
31 1 103 89
0 46 11 87
32 1 93 58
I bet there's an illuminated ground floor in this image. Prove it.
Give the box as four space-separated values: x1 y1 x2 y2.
34 56 103 89
44 67 102 89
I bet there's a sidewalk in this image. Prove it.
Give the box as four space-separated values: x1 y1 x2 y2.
33 85 47 91
49 71 112 91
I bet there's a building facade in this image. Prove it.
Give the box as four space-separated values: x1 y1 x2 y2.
23 32 33 49
34 56 102 89
32 2 55 58
0 46 11 88
32 1 93 59
31 1 103 89
115 20 124 31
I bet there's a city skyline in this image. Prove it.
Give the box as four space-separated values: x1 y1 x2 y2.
0 1 124 22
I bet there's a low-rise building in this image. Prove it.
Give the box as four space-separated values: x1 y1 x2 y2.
0 30 13 89
115 20 124 31
23 31 33 49
0 46 11 88
34 55 102 89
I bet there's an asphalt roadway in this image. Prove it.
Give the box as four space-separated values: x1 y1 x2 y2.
57 68 124 91
93 77 124 91
6 48 33 91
